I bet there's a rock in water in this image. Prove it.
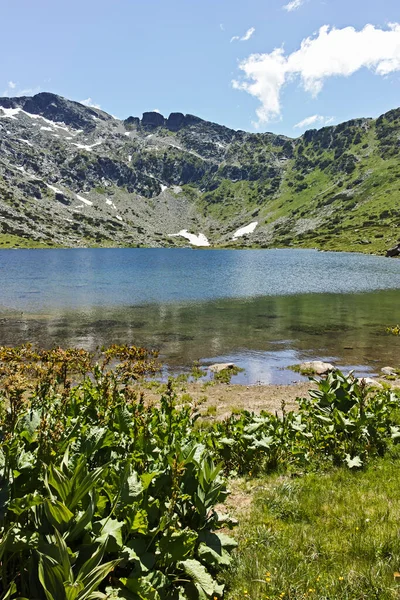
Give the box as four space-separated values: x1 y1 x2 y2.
299 361 335 375
208 363 237 373
381 366 397 375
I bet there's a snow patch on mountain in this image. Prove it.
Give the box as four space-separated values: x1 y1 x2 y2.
76 194 93 206
232 221 258 239
169 230 210 246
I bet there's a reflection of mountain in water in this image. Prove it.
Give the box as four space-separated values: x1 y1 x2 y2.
1 289 400 383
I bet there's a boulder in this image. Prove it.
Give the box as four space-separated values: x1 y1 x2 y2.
298 361 335 375
208 362 237 373
381 366 397 376
386 244 400 257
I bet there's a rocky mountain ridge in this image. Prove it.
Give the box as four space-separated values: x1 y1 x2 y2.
0 92 399 253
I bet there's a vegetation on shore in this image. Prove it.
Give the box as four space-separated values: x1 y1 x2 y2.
1 345 400 598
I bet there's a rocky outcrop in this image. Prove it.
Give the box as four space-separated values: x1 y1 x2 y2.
141 111 166 129
167 112 186 131
386 243 400 257
0 92 105 131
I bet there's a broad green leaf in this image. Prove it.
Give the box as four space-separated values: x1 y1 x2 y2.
179 559 215 597
140 472 159 491
78 559 120 600
157 529 197 566
48 464 71 503
244 423 263 434
69 464 106 510
219 437 234 446
121 470 143 504
197 542 231 567
250 435 274 450
65 581 84 600
1 582 16 599
19 409 41 441
77 542 107 581
37 552 66 600
198 530 237 551
44 499 74 529
8 493 42 517
94 518 124 550
68 490 96 542
119 577 160 600
131 509 148 534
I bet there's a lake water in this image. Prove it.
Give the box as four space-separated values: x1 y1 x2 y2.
1 247 400 383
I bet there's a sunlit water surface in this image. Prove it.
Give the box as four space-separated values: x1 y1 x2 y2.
1 248 400 383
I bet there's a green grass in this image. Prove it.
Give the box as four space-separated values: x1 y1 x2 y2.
0 233 59 249
226 452 400 600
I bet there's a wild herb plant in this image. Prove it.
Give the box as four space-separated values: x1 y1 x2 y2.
0 346 399 599
0 345 236 599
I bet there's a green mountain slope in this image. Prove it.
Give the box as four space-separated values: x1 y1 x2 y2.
0 93 399 253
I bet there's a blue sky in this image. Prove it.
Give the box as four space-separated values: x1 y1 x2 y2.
2 0 400 135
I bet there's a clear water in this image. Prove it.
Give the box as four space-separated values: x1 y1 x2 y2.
1 247 400 383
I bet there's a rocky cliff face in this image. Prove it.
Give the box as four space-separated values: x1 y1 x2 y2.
0 92 399 253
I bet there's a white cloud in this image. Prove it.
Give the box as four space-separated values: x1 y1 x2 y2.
294 114 334 129
80 97 101 109
283 0 305 11
233 23 400 124
8 81 16 89
231 27 255 43
153 108 161 113
220 23 225 31
242 27 255 41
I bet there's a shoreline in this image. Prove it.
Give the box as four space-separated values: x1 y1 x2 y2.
140 375 400 420
0 239 388 256
141 380 317 419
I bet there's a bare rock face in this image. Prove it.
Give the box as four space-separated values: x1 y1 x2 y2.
386 243 400 257
141 111 166 128
208 363 237 373
167 112 185 132
299 361 335 375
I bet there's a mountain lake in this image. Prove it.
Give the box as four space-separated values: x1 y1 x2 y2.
1 247 400 384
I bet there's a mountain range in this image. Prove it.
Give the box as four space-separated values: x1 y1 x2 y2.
0 92 399 254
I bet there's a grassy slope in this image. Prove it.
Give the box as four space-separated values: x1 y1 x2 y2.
0 233 58 249
198 109 400 254
226 454 400 600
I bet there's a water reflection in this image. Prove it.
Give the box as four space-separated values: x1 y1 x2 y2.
1 290 400 383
